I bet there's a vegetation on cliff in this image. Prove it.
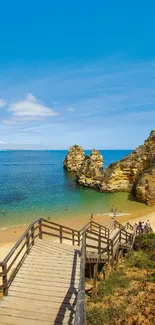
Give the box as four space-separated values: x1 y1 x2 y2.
86 234 155 325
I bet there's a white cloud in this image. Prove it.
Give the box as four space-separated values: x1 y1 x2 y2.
67 107 75 112
0 98 7 107
0 141 6 144
8 93 58 118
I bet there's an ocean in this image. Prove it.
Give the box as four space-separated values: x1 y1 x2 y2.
0 149 143 228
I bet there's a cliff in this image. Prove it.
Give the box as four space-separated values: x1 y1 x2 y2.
64 131 155 205
99 131 155 205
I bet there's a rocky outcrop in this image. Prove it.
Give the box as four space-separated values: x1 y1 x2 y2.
76 153 103 188
99 131 155 198
64 131 155 205
90 149 103 169
135 158 155 205
63 145 85 172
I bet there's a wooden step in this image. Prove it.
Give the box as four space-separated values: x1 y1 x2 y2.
8 290 77 302
15 273 79 284
2 296 76 309
0 313 75 325
12 278 79 289
0 301 76 315
9 285 78 297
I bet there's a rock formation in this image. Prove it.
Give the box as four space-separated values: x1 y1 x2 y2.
63 145 85 172
76 150 103 188
99 131 155 199
64 131 155 205
135 158 155 206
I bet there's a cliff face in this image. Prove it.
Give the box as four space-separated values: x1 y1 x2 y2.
63 145 85 172
135 158 155 206
77 150 103 188
99 131 155 197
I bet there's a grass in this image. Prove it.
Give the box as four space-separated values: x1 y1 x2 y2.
87 304 127 325
86 233 155 325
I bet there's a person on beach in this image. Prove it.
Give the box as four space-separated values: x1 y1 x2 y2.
90 213 93 221
141 222 145 234
111 206 114 213
137 221 142 233
145 220 151 233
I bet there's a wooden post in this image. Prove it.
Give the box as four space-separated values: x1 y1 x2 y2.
26 232 30 254
72 230 75 246
60 226 62 243
31 225 34 246
2 264 8 296
119 230 121 242
78 231 80 246
98 225 101 257
39 219 42 239
115 250 119 270
93 263 98 295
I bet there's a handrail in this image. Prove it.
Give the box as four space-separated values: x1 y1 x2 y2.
2 219 40 264
74 230 86 325
0 218 41 296
0 216 135 298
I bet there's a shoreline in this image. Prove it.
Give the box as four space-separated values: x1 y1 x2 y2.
0 209 154 263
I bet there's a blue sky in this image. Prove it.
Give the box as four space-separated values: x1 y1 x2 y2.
0 0 155 149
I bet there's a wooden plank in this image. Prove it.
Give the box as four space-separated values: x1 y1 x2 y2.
13 278 79 288
8 289 77 301
10 281 79 291
0 312 75 325
2 296 76 308
0 301 76 315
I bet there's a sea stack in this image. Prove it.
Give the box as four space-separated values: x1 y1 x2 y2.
64 132 155 206
76 150 103 188
63 145 85 172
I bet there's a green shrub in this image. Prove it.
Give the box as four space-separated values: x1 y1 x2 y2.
134 233 155 252
127 250 155 269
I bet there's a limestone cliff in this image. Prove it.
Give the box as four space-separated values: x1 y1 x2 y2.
63 145 85 172
99 131 155 196
76 150 103 188
135 158 155 206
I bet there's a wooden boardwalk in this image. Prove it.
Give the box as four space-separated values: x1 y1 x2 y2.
0 240 80 325
0 218 136 325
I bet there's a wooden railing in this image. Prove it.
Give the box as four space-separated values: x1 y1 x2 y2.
85 229 112 262
74 230 86 325
0 219 41 296
0 217 135 299
0 218 81 296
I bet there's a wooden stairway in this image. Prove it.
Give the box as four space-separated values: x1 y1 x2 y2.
0 218 136 325
0 240 80 325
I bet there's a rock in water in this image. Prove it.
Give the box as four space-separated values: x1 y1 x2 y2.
64 132 155 205
90 149 103 169
63 145 85 172
76 150 103 188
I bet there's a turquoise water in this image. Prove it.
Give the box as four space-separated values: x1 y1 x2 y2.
0 150 132 227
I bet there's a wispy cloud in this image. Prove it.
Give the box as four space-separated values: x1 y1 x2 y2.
3 93 58 125
0 98 7 108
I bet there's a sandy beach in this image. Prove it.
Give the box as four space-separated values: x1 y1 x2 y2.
0 209 154 264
